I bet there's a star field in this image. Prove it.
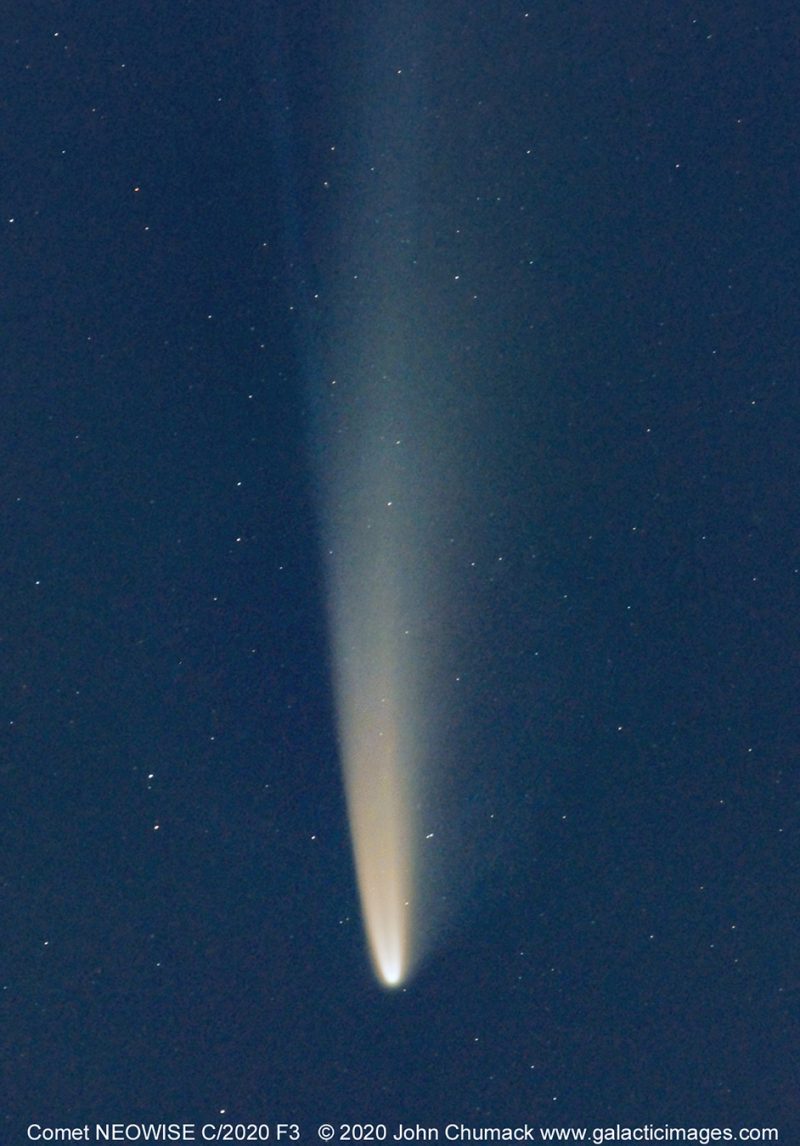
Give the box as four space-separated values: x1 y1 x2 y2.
2 0 798 1137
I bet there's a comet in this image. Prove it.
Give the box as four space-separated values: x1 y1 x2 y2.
266 2 462 986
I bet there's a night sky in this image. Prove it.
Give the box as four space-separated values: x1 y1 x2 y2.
3 1 798 1140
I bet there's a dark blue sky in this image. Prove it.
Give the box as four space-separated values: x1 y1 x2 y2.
3 0 798 1139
